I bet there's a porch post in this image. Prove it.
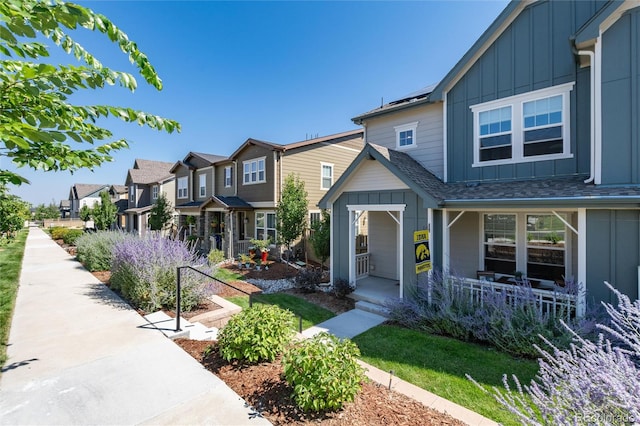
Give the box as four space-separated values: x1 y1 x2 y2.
577 208 587 317
348 209 355 286
442 209 450 274
398 210 404 299
328 203 334 287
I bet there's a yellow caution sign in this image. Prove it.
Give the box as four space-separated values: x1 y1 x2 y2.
414 230 431 274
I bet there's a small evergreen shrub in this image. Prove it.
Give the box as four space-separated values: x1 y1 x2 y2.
49 226 69 241
475 282 640 424
207 248 225 265
283 332 366 412
217 304 295 363
295 268 322 293
110 235 211 312
75 230 133 272
332 277 354 299
62 229 84 246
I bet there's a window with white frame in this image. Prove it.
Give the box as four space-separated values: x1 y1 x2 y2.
129 186 135 203
321 163 333 190
152 185 159 200
199 174 206 197
309 211 321 226
471 82 574 166
394 121 418 150
255 212 276 242
243 157 266 184
482 212 568 283
177 176 188 199
224 166 232 188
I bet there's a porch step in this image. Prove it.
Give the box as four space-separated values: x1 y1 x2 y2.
143 311 218 341
355 300 390 318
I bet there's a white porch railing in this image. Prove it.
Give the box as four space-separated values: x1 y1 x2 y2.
235 239 252 257
448 277 577 321
356 252 370 279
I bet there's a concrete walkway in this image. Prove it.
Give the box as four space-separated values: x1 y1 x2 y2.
301 308 387 339
0 227 270 425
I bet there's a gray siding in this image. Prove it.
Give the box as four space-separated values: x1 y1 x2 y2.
332 190 429 295
236 145 275 203
195 170 212 200
215 163 235 196
601 6 640 184
369 211 398 280
586 210 640 304
364 103 444 179
446 0 602 183
448 211 480 278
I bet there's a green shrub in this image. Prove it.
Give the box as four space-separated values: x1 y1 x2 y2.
49 226 69 241
332 277 354 299
62 229 84 246
75 230 133 272
294 268 321 293
218 304 295 363
283 332 366 412
207 249 225 265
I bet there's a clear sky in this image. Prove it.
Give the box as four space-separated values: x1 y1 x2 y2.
6 0 509 206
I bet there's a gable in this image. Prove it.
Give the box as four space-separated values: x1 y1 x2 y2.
342 160 409 193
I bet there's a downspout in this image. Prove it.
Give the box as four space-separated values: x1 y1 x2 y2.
577 49 596 184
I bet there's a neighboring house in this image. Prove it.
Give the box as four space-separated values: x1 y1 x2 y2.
68 183 111 218
58 199 70 219
172 130 364 258
320 0 640 314
109 184 129 229
124 159 176 235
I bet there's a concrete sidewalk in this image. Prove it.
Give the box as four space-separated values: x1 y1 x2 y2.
0 227 270 425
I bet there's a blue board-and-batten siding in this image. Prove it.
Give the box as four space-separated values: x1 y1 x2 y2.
601 6 640 185
446 0 606 184
331 190 436 294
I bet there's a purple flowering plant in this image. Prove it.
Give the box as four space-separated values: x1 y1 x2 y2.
110 235 215 312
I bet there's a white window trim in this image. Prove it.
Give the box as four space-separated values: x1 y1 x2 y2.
255 211 276 243
129 186 135 203
152 185 159 200
243 157 266 185
198 174 206 198
224 166 232 188
320 162 333 190
394 121 419 150
470 82 575 167
177 176 188 199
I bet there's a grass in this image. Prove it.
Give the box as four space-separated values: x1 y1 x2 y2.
226 293 335 331
0 230 28 368
213 267 244 282
352 324 539 425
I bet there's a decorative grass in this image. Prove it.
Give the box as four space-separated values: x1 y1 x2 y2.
226 293 335 331
0 229 28 368
352 324 539 426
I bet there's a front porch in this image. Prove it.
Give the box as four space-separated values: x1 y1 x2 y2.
349 275 399 309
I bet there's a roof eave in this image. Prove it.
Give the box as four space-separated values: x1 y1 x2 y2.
443 195 640 209
352 97 435 125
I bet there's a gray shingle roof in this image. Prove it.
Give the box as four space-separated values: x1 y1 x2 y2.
72 183 110 199
127 159 175 185
352 84 437 124
213 196 253 209
190 152 228 164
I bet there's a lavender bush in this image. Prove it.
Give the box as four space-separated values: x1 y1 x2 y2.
110 235 214 312
473 282 640 425
387 271 583 357
76 230 135 272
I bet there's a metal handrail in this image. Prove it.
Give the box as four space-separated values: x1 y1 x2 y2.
175 265 259 331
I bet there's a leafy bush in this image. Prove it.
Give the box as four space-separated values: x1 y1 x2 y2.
62 229 84 246
295 268 322 293
333 277 354 299
110 235 211 312
207 249 225 265
475 282 640 424
283 332 366 412
387 271 584 357
217 304 295 363
75 230 134 272
49 226 69 241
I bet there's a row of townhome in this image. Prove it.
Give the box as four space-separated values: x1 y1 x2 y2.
320 0 640 311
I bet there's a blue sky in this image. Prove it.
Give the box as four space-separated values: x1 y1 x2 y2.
6 0 509 206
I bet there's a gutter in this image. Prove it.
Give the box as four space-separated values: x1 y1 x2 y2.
443 194 640 208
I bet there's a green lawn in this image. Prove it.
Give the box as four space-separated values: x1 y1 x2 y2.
0 229 28 367
213 267 244 282
226 293 335 331
352 324 539 425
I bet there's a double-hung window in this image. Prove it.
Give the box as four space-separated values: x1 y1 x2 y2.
471 82 573 166
394 122 418 150
224 166 232 188
243 157 266 184
255 212 276 242
199 174 206 198
321 163 333 190
129 186 136 203
177 176 188 199
483 214 517 275
152 185 159 200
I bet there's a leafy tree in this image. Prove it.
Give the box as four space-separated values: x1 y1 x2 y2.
79 204 92 222
309 210 330 268
0 187 29 237
0 0 180 186
148 192 173 231
276 173 308 257
91 190 116 230
34 201 60 220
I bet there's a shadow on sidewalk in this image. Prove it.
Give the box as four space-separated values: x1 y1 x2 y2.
81 282 132 311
